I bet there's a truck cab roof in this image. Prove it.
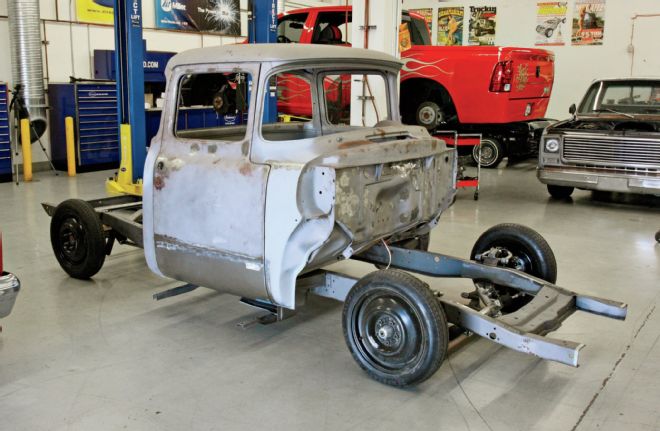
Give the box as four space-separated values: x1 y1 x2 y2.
166 44 404 77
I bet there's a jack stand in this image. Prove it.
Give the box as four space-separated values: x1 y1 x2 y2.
106 124 143 196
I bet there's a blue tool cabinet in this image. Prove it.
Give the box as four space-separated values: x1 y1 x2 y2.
48 82 120 171
0 83 12 182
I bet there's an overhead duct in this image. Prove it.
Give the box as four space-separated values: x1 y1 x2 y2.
7 0 47 142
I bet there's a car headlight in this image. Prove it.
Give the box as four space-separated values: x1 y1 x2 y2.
544 138 560 153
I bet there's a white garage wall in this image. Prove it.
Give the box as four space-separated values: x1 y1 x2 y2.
402 0 660 121
0 0 339 163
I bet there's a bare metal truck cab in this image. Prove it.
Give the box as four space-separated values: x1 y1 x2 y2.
143 44 456 309
44 45 627 387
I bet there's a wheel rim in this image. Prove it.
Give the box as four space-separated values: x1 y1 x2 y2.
418 105 437 126
474 141 497 166
351 288 426 373
57 216 88 265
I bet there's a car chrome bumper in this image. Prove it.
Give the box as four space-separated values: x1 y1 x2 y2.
538 167 660 195
0 272 20 319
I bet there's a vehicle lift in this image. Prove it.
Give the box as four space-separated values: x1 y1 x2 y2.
105 0 278 196
41 0 628 384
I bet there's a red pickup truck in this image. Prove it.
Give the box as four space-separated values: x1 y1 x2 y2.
277 6 555 167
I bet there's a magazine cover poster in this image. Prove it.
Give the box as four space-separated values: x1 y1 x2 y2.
571 0 606 45
409 8 433 28
535 2 568 46
437 7 464 46
156 0 241 35
76 0 114 25
469 6 496 46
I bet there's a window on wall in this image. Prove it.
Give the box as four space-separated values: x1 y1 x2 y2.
277 13 307 43
175 71 250 141
261 70 316 141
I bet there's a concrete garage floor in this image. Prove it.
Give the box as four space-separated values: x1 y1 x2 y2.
0 161 658 431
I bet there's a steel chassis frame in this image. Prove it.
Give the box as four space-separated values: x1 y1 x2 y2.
42 196 628 367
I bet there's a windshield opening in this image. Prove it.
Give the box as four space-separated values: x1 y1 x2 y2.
579 81 660 115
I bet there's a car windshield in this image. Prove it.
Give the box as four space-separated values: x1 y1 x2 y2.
579 80 660 115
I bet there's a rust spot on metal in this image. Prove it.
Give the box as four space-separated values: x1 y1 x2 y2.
154 175 165 190
338 140 372 149
239 163 255 176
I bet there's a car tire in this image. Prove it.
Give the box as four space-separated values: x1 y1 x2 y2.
545 28 554 38
470 223 557 313
50 199 106 279
342 269 448 387
547 185 574 199
415 101 444 131
472 137 505 168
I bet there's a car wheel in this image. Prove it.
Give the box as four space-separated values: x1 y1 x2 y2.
545 28 554 38
472 137 504 168
50 199 106 279
343 269 448 387
470 223 557 313
415 101 444 131
547 185 574 199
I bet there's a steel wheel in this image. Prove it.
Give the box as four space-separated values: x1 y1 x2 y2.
354 289 424 372
57 216 89 266
472 137 504 168
50 199 106 279
343 270 447 387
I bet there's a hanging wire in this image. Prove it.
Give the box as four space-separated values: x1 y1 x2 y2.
381 239 392 270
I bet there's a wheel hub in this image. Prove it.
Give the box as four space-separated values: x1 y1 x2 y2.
375 315 402 348
418 106 436 125
58 217 86 263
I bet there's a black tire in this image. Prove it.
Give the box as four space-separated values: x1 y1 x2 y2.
50 199 106 279
342 269 448 387
470 224 557 313
545 28 554 38
655 230 660 243
472 137 504 168
547 184 574 199
415 101 443 131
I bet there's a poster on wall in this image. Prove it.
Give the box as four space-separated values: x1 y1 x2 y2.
437 7 464 46
535 2 568 46
571 0 606 45
409 8 433 29
76 0 114 25
468 6 496 46
155 0 242 35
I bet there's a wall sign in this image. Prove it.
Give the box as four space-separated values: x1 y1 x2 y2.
571 0 606 45
535 2 568 46
437 7 464 46
77 0 114 25
468 6 496 46
155 0 241 35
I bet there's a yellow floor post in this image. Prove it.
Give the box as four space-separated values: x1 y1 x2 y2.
65 117 76 176
20 119 32 182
